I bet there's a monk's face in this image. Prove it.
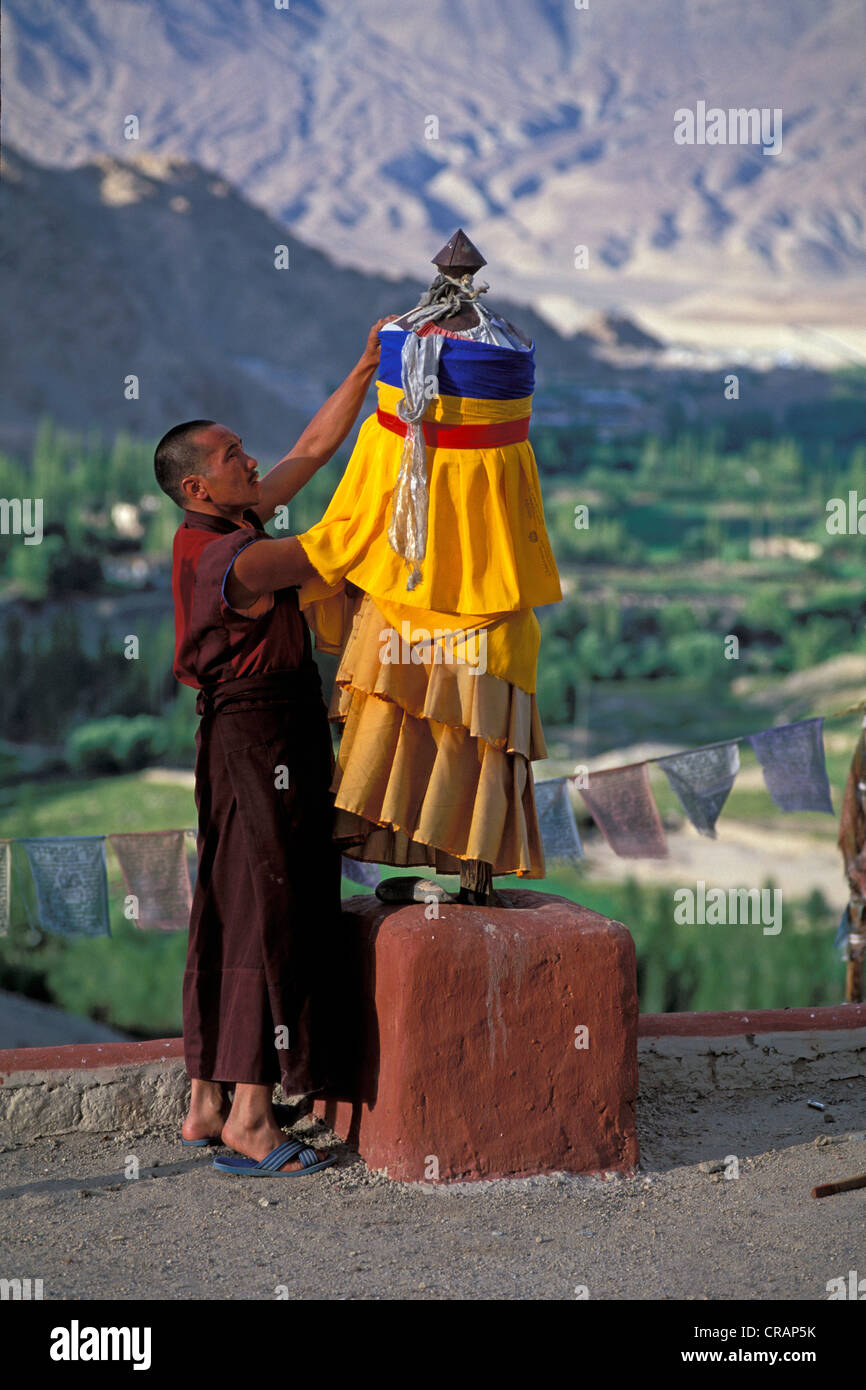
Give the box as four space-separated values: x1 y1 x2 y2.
184 424 262 509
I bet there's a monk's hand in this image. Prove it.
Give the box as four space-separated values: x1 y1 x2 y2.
359 316 398 369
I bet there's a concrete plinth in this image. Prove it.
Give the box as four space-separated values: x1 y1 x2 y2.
316 889 639 1182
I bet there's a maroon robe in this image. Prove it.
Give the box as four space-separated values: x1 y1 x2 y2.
171 507 342 1096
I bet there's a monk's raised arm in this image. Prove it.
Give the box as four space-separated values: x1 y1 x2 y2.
255 317 397 523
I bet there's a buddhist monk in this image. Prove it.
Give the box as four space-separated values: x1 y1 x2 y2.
154 317 393 1177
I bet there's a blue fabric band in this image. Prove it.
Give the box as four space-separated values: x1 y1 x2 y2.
377 328 535 401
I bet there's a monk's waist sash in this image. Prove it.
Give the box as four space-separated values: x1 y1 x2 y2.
196 664 323 717
376 408 530 450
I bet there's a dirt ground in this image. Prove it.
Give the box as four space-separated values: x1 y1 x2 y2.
1 1079 863 1301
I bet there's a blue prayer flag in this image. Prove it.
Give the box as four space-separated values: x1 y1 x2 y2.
341 855 381 887
748 718 833 814
535 777 584 866
19 836 111 938
658 742 740 838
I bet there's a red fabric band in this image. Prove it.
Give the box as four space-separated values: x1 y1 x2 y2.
376 408 530 450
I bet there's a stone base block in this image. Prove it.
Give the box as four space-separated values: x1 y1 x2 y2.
316 889 639 1182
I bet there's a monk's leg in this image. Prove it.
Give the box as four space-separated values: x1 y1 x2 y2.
210 691 341 1152
182 711 286 1132
222 1083 330 1171
182 1079 228 1144
182 716 236 1141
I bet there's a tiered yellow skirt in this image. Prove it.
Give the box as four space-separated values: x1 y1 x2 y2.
327 591 548 878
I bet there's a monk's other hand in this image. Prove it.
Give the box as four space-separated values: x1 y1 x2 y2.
360 316 398 368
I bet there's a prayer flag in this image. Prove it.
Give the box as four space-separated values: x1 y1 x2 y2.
184 829 198 893
658 742 740 838
18 836 111 937
341 855 381 887
109 830 193 931
748 718 833 814
534 778 584 866
0 839 10 936
579 763 668 858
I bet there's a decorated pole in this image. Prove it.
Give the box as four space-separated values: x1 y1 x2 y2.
836 720 866 1003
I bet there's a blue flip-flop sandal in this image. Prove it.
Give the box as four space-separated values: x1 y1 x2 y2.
181 1101 300 1148
213 1137 336 1177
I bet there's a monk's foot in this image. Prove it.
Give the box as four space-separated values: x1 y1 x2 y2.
221 1116 331 1173
182 1080 229 1143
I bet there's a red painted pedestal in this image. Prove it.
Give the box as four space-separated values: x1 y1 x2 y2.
315 889 639 1182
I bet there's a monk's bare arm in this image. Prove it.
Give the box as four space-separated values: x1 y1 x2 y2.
255 317 397 523
226 536 318 607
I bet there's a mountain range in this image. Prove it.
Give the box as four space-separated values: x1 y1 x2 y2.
4 0 865 359
0 146 603 458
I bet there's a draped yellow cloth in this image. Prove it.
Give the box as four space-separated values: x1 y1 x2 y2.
295 373 561 876
296 380 562 694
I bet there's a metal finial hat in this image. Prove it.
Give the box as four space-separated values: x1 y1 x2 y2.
431 228 487 273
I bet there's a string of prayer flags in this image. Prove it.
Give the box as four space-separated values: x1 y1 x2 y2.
184 829 199 892
0 839 10 936
18 836 111 938
109 831 193 931
535 777 584 866
579 763 668 858
657 742 740 839
748 717 834 815
0 706 839 929
341 855 381 887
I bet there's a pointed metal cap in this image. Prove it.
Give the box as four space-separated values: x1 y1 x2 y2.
431 228 487 274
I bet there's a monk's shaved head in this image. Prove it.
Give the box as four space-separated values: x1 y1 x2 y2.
154 419 216 507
